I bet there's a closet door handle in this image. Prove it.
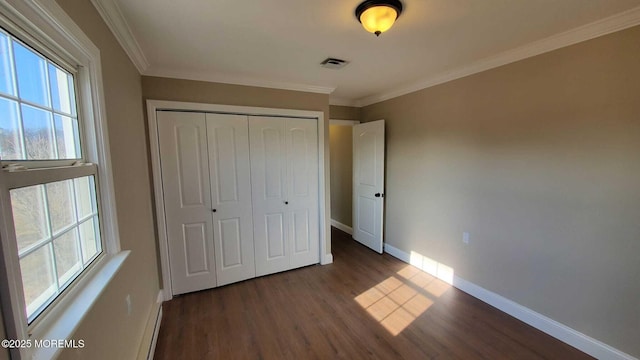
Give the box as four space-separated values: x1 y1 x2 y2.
284 201 289 205
212 209 217 212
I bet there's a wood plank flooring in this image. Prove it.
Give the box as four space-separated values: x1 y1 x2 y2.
154 228 591 359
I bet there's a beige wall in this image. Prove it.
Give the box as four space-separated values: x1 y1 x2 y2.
329 125 353 227
330 105 360 120
362 25 640 357
142 76 329 113
329 105 359 228
142 76 332 255
51 1 160 359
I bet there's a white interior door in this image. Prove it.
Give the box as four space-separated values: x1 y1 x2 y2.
250 116 289 276
285 118 319 268
353 120 385 253
157 111 217 295
206 113 255 286
250 116 320 276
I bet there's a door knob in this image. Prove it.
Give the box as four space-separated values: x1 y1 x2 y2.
212 209 217 212
374 193 384 198
284 201 289 205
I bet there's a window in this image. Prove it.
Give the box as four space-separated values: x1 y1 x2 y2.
0 27 104 325
0 1 125 358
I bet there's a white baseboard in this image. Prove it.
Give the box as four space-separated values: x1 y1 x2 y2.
331 219 353 235
321 253 334 265
383 244 636 360
147 306 162 360
161 288 172 302
384 243 410 263
137 290 164 360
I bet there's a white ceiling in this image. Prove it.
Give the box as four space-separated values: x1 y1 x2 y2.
102 0 640 105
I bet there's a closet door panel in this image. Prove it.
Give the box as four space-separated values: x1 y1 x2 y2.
250 116 290 276
207 113 255 286
157 111 217 295
266 213 286 258
285 119 319 268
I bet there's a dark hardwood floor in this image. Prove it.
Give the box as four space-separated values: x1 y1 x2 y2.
154 228 591 359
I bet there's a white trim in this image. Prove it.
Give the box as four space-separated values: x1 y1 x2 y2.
358 5 640 107
90 0 149 73
329 119 360 126
149 100 328 119
147 100 332 297
331 219 353 235
383 243 637 360
32 252 129 360
383 243 410 263
329 97 359 107
148 307 162 360
320 253 333 265
146 103 172 301
144 68 336 95
136 290 163 360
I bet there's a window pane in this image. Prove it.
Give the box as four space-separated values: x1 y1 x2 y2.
54 114 80 159
13 41 49 107
79 218 99 263
22 104 55 159
0 96 24 159
20 244 56 319
0 33 79 162
11 175 101 321
46 179 76 234
75 176 95 219
10 185 49 253
48 63 74 115
0 32 16 96
53 229 81 285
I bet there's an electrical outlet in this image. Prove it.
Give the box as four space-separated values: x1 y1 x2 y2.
463 232 470 245
126 294 132 316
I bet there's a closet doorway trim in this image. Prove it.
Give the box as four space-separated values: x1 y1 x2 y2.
147 100 331 301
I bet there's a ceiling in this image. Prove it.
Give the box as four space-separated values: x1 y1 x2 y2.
99 0 640 106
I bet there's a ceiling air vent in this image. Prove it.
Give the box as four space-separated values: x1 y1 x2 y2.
321 57 349 70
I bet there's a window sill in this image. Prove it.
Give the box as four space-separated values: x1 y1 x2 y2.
29 251 130 360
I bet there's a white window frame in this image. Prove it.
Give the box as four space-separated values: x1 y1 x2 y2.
0 1 127 359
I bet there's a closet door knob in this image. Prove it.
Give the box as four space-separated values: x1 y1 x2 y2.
212 209 217 212
284 201 289 205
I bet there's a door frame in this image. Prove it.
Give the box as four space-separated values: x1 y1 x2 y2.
328 119 360 234
147 100 332 301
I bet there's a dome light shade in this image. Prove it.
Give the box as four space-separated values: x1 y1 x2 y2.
355 0 403 37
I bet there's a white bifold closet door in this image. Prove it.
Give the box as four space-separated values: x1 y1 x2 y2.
158 111 256 294
157 111 217 294
205 113 255 286
249 116 319 276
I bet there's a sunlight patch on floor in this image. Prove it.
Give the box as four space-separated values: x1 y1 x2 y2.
409 251 455 285
355 255 454 336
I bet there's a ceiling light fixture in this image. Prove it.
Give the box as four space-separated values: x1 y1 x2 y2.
355 0 403 37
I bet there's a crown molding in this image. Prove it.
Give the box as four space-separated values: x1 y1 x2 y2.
90 0 149 73
144 68 336 95
329 97 360 107
358 5 640 107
